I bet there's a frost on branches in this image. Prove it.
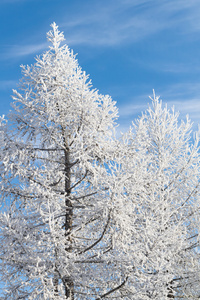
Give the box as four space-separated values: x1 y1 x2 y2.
0 24 200 300
0 23 119 299
112 94 200 299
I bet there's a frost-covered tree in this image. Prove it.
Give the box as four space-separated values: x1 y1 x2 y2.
0 23 119 299
111 94 200 299
1 24 200 300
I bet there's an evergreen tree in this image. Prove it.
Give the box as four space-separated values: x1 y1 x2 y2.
1 23 200 300
0 23 118 299
113 94 200 298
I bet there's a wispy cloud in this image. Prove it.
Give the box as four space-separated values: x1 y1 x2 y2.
2 42 48 60
158 82 200 102
158 82 200 124
118 97 200 135
171 99 200 115
117 81 200 130
164 98 200 129
60 0 200 47
154 63 200 74
0 80 17 90
119 102 148 118
2 0 200 60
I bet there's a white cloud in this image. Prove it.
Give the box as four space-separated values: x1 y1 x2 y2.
148 83 200 124
165 98 200 128
119 103 148 117
117 81 200 130
2 0 200 60
60 0 200 47
117 96 200 135
0 80 17 90
2 42 48 60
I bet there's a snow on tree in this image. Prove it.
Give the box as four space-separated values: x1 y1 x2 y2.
0 23 119 299
0 23 200 300
111 94 200 299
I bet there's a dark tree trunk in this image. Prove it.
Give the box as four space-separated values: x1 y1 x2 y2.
167 282 174 298
63 147 74 300
55 99 74 299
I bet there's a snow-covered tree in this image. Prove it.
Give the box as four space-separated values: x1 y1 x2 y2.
1 23 200 300
111 94 200 299
0 23 119 299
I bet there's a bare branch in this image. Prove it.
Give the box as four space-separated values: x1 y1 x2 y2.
79 210 111 254
96 276 128 299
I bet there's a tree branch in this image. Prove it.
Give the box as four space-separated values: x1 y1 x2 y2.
79 210 111 254
96 276 128 299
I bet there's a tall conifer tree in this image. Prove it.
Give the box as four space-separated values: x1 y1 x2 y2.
0 23 118 299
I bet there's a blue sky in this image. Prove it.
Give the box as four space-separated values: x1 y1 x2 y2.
0 0 200 295
1 0 200 133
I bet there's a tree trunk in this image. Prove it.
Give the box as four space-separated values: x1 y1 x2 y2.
55 99 74 299
63 147 74 299
167 282 174 298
